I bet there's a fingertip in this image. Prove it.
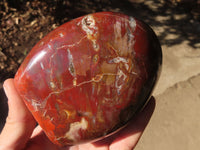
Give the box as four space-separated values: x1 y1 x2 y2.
3 78 31 121
142 96 156 119
147 96 156 112
130 96 156 131
3 78 14 97
3 78 14 86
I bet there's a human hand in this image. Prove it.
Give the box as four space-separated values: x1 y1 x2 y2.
0 79 155 150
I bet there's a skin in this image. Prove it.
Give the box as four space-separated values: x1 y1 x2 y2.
0 79 155 150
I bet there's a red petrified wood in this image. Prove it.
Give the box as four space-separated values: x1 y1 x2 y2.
14 12 162 146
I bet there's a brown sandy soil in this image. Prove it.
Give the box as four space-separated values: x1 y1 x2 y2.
0 0 200 149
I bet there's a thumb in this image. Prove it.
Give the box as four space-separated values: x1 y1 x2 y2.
0 79 36 150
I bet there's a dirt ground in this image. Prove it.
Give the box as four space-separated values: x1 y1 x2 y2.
0 0 200 149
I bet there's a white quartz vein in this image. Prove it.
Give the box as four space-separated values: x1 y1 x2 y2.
39 73 117 109
56 35 87 50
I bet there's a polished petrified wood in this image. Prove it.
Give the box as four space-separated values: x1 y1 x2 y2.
14 12 162 146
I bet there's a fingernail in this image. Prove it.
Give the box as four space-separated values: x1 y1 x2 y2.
3 80 9 101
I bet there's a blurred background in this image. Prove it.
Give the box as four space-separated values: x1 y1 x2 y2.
0 0 200 149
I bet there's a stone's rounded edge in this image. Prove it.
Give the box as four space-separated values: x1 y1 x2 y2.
137 18 162 93
133 18 162 115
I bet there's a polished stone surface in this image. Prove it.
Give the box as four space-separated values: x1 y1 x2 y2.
14 12 162 146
